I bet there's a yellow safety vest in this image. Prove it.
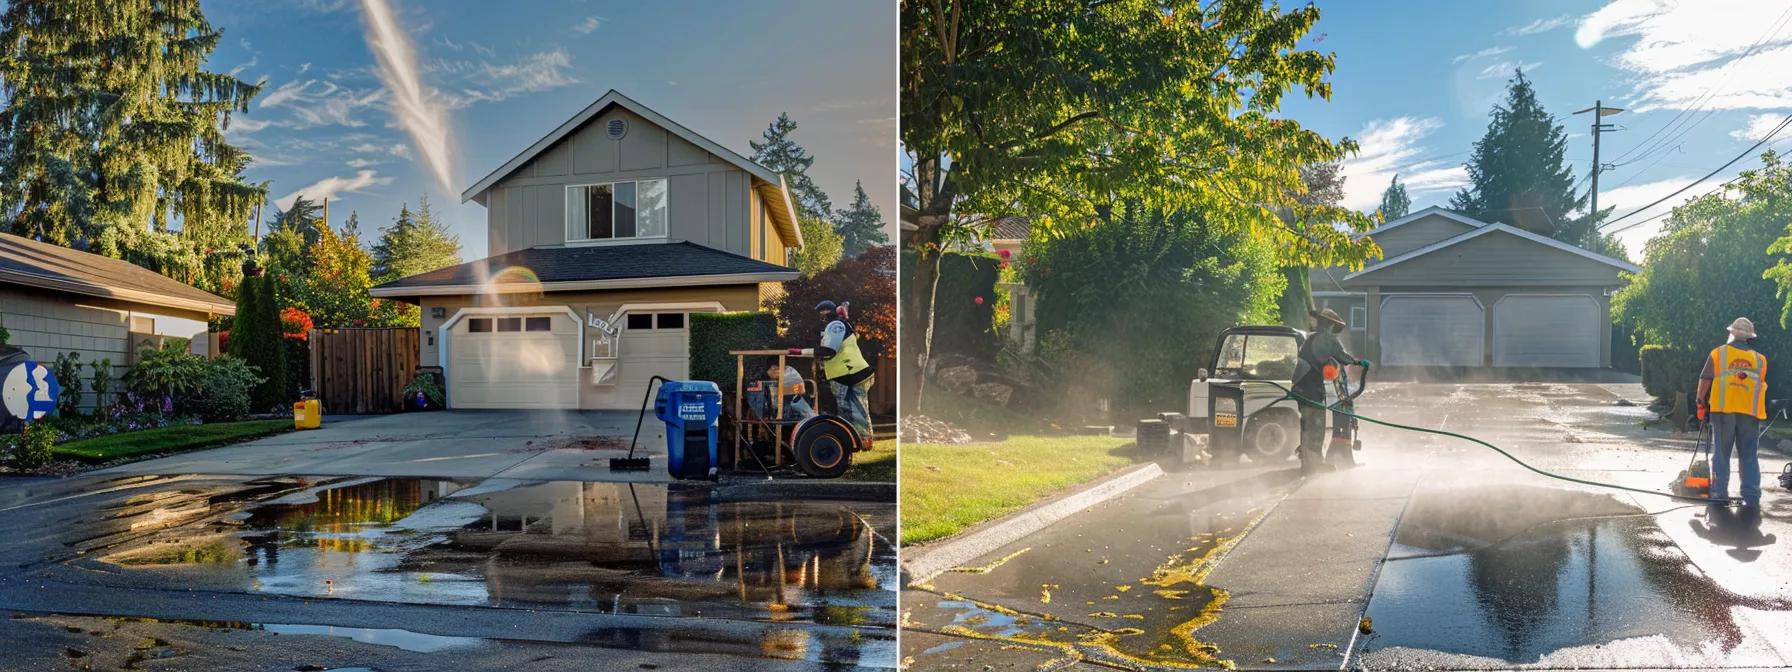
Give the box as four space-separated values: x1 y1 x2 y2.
1708 344 1767 419
823 331 870 382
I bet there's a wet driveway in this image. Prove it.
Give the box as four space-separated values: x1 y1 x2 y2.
0 471 896 670
901 381 1792 670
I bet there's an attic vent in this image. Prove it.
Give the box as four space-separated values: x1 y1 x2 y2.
605 118 628 140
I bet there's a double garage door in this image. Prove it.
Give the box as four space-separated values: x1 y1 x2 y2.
1379 294 1599 368
448 310 691 409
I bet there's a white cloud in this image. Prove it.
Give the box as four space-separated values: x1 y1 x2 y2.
1578 0 1792 112
346 158 378 168
1504 14 1576 36
574 15 604 34
1730 113 1789 141
1339 116 1471 211
349 142 411 158
359 0 457 197
229 116 277 134
431 48 579 109
1477 60 1543 80
1604 174 1716 257
275 170 393 210
1453 45 1511 64
229 55 258 77
258 78 384 129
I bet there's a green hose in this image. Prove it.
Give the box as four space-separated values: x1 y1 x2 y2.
1260 380 1732 504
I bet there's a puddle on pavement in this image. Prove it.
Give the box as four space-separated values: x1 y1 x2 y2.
102 478 896 634
1365 484 1789 664
260 623 481 653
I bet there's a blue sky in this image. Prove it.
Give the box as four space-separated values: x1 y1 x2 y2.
205 0 895 260
1279 0 1792 258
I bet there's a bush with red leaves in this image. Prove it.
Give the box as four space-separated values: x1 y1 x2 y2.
773 245 895 358
279 307 314 341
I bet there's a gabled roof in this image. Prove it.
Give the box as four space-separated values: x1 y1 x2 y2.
0 233 234 315
369 241 798 298
1343 221 1641 282
1357 205 1489 240
460 89 801 248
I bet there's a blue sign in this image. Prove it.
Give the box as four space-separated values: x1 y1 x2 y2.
1 361 60 422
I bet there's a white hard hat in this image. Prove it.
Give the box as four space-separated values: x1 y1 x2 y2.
1728 317 1757 340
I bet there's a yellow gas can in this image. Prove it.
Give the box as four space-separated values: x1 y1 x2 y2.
294 399 322 430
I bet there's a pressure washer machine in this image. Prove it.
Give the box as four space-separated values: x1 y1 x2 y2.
1671 424 1714 500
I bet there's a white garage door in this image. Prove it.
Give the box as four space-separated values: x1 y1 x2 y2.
449 312 579 409
1493 294 1600 367
614 311 691 407
1380 294 1485 366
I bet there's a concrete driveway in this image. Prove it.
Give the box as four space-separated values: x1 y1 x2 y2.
98 409 678 483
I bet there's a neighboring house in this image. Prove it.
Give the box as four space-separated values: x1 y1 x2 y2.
370 90 802 410
0 232 234 408
1313 206 1640 369
986 217 1036 353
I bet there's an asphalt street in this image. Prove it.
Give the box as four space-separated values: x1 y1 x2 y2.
901 380 1792 671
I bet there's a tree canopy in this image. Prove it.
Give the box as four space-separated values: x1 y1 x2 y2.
750 113 833 219
1379 174 1411 220
1450 70 1588 242
790 212 844 277
834 181 889 256
372 196 462 284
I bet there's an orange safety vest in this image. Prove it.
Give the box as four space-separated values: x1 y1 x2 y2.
1708 344 1767 419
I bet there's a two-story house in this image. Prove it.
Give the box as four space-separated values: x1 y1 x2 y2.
371 91 802 410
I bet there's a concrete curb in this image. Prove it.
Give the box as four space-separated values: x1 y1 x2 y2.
902 461 1166 582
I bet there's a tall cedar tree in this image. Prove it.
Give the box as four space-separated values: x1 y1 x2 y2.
230 274 288 412
833 181 889 256
903 0 1375 405
1451 70 1589 241
790 212 844 277
750 113 833 218
1379 174 1412 220
372 196 462 283
0 0 267 293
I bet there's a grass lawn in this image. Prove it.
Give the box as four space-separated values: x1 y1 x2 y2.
842 439 895 483
900 434 1135 545
53 420 293 462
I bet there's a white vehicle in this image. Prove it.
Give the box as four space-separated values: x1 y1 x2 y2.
1187 325 1337 461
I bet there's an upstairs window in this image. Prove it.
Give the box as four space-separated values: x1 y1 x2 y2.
567 179 667 242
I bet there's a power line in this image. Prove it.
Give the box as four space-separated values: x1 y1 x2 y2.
1598 113 1792 231
1604 133 1792 236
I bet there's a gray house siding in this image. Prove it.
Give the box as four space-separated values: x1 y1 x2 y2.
1349 231 1627 288
0 285 212 409
1367 213 1477 260
481 107 756 257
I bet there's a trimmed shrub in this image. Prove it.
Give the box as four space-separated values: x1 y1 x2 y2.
901 250 1000 362
5 422 55 468
192 356 263 422
51 351 84 416
1640 345 1706 403
688 312 778 387
125 339 207 404
229 274 289 412
89 358 114 410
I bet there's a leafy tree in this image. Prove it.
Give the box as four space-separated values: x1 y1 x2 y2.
833 181 889 256
1026 203 1284 418
1617 151 1792 397
298 220 407 328
902 0 1374 404
774 245 897 359
268 196 326 249
750 113 833 218
0 0 265 291
372 196 462 283
790 212 844 277
228 273 288 412
1379 174 1412 220
1451 69 1590 243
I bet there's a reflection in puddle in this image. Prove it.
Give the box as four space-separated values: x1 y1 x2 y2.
108 478 896 629
1366 485 1788 664
261 623 483 653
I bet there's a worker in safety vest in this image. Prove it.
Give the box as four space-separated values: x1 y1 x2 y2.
1697 317 1767 508
790 300 875 449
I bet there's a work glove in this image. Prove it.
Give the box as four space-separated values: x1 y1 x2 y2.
1697 403 1708 421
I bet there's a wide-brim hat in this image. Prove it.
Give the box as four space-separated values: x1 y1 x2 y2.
1311 308 1346 328
1728 317 1757 340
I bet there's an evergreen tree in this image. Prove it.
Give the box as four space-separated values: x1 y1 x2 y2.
749 113 833 218
269 196 325 248
1379 174 1412 220
832 181 888 256
372 196 462 283
0 0 265 282
229 273 288 412
1451 69 1587 241
790 212 844 277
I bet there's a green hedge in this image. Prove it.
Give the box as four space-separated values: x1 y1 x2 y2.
688 311 778 387
1640 345 1705 403
901 251 1001 362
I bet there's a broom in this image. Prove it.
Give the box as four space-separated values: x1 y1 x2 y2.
612 376 669 472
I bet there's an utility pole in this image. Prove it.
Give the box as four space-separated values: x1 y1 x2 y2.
1573 101 1623 246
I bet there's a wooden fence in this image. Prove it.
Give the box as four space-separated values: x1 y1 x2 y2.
308 328 420 414
870 354 896 420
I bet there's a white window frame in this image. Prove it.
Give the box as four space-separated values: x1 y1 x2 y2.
565 178 669 244
1349 306 1367 330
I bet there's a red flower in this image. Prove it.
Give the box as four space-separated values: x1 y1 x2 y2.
279 307 314 340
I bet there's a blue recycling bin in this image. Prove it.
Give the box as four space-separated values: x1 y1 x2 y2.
654 380 721 480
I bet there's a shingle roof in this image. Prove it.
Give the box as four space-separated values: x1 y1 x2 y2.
991 217 1031 241
371 241 797 294
0 233 234 314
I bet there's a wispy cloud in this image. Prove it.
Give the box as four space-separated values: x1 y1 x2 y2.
1452 45 1512 64
1504 14 1576 36
1477 60 1544 80
574 15 604 34
430 48 579 109
258 79 385 129
346 157 379 168
351 142 411 158
1339 116 1471 211
275 169 394 209
1604 174 1721 257
359 0 456 197
1578 1 1792 112
1730 113 1789 141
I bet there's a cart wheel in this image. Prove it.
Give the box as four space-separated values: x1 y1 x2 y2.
795 416 855 479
